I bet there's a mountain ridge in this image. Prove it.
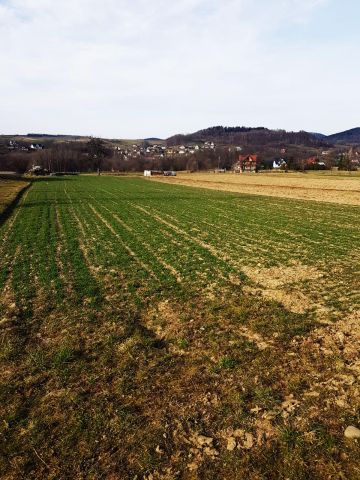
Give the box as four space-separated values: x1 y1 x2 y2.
166 126 328 147
326 127 360 144
166 126 360 146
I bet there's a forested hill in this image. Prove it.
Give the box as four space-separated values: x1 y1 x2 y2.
166 126 329 147
326 128 360 144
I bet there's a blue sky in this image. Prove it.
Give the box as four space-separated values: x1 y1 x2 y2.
0 0 359 138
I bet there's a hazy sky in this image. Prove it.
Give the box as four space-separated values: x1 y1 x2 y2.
1 0 359 138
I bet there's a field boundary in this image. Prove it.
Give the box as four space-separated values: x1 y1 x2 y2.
0 179 31 228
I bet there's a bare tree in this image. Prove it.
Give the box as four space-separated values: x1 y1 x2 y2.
86 138 111 175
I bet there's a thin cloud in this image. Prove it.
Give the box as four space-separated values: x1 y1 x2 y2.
0 0 358 137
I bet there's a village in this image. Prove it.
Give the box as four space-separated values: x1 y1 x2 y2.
2 134 360 176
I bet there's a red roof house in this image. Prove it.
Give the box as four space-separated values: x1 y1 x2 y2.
233 154 258 173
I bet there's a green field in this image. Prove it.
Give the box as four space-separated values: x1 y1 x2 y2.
1 176 359 479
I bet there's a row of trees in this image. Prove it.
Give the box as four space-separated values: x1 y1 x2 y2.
167 127 329 148
0 138 357 173
0 138 112 174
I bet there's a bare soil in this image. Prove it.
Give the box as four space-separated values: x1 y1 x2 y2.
152 171 360 205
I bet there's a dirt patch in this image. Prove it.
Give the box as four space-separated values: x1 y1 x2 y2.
237 325 273 350
242 263 324 314
145 300 184 339
243 263 322 289
286 310 360 416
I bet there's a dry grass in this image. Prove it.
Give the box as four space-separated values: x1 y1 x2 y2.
0 177 29 216
152 171 360 205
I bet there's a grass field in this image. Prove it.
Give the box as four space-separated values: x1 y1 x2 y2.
0 175 359 479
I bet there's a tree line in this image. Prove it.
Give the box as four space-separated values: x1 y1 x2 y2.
0 137 355 174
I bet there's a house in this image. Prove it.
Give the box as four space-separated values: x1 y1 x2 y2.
304 156 318 167
233 154 258 173
304 157 326 169
30 143 44 150
273 158 287 169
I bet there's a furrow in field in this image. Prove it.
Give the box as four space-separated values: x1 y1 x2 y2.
102 183 332 275
96 198 233 284
67 205 102 278
55 192 100 304
105 203 233 284
54 204 73 300
4 185 49 313
151 196 356 271
87 204 162 281
133 204 232 261
78 178 359 314
178 198 332 254
92 204 183 283
69 194 152 282
153 204 284 261
132 202 279 270
30 192 62 306
131 200 355 316
69 185 175 288
86 194 189 282
70 201 161 301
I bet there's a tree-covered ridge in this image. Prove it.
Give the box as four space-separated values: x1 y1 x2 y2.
166 126 328 147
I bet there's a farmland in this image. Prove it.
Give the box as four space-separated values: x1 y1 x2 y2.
154 170 360 205
0 175 359 479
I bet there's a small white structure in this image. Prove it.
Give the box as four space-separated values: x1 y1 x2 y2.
273 159 287 169
144 170 152 177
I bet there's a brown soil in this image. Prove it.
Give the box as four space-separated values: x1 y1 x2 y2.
243 263 325 315
152 172 360 205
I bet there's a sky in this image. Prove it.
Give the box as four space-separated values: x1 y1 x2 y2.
0 0 359 138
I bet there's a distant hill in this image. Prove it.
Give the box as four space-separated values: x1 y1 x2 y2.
2 127 360 147
326 128 360 144
0 133 90 144
26 133 81 138
167 126 328 147
309 132 327 140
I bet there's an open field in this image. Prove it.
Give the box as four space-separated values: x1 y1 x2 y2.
0 176 29 217
152 171 360 205
0 176 359 479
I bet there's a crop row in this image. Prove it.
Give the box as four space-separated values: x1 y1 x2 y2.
1 176 359 317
